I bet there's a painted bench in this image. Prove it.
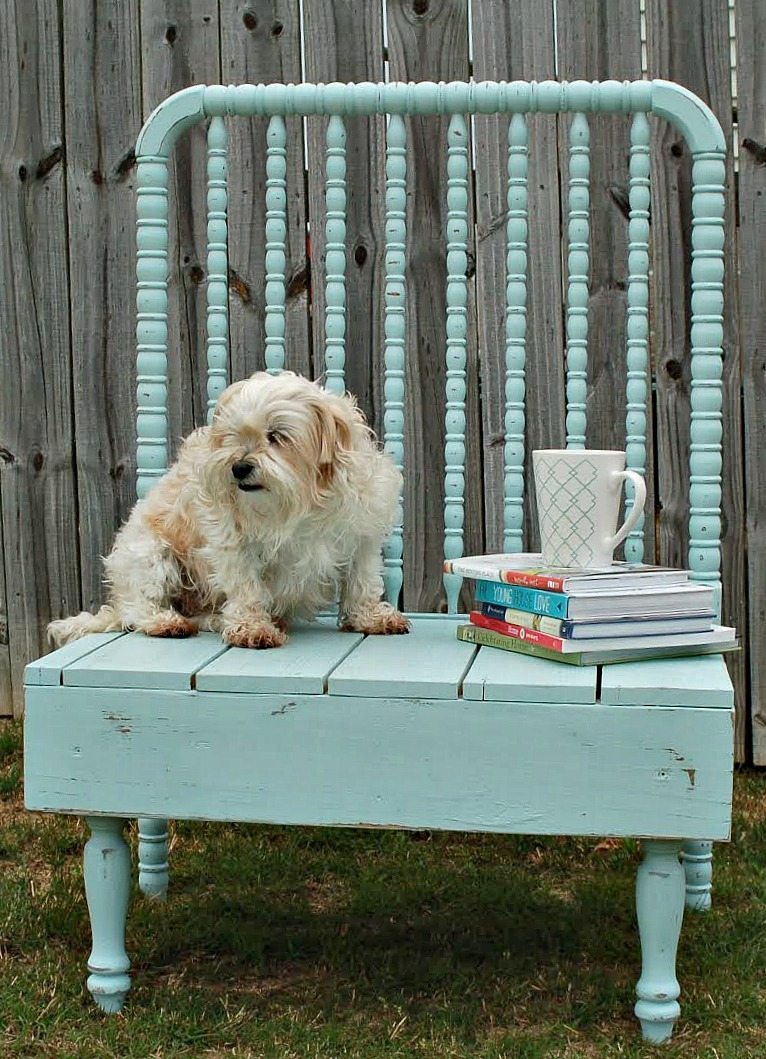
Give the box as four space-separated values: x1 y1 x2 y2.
23 79 734 1044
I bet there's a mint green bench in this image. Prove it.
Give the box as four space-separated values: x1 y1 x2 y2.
23 79 733 1044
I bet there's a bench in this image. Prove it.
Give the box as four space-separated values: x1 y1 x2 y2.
23 78 734 1044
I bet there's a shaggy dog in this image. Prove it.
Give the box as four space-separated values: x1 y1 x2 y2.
48 371 409 649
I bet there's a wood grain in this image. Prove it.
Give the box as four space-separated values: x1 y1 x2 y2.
735 0 766 763
303 0 386 425
140 0 221 449
646 0 747 759
387 0 483 611
0 0 81 714
220 0 310 381
471 0 565 553
556 0 654 559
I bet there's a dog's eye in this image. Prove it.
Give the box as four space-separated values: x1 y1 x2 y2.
266 429 285 446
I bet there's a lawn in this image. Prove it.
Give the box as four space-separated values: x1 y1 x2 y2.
1 719 764 1059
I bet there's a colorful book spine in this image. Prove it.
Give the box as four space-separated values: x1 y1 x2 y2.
457 624 588 665
480 601 568 636
470 610 568 652
474 579 568 619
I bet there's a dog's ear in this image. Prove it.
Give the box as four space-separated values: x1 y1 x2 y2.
312 395 355 479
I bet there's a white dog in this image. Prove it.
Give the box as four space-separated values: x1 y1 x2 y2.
49 371 409 649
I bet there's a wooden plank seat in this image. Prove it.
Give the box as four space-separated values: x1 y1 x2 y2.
23 77 734 1044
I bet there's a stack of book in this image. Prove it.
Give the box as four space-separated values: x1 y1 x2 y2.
444 553 738 666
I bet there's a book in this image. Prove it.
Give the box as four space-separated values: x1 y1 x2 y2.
474 577 715 621
468 609 736 655
477 601 714 640
444 552 689 592
457 623 740 667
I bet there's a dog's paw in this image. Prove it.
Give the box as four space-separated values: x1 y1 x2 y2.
143 612 198 638
342 604 410 636
223 620 287 649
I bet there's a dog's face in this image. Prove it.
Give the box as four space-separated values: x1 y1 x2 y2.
204 371 358 519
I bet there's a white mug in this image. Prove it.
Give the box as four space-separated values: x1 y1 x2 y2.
533 449 647 568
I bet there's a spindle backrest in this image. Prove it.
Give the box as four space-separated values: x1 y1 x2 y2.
134 79 726 614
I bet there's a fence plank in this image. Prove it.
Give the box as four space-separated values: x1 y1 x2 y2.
140 0 221 450
646 0 747 760
302 0 385 429
736 0 766 763
472 0 564 553
220 0 309 381
387 0 482 611
556 1 655 559
0 0 81 715
0 486 11 715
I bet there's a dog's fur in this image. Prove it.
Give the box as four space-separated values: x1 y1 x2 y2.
48 372 409 649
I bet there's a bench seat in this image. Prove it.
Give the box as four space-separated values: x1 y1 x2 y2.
24 620 733 840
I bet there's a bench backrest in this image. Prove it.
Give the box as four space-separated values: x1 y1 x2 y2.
134 79 726 614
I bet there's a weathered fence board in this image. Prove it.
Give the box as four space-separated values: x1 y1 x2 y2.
0 0 81 716
387 0 483 612
140 1 221 448
221 0 310 381
63 0 142 614
471 0 566 554
303 0 386 425
646 0 747 759
736 0 766 764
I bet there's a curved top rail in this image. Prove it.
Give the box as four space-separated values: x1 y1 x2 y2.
135 78 725 158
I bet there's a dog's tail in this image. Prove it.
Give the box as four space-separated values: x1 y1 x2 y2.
47 605 123 649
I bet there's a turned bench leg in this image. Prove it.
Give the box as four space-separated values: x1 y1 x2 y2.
84 817 131 1012
634 839 685 1043
138 817 170 900
681 840 713 911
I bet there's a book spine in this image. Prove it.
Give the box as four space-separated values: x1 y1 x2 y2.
499 570 567 591
474 580 569 618
469 610 567 652
480 602 570 637
457 624 584 665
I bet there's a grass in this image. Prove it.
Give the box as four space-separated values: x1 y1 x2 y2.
1 720 766 1059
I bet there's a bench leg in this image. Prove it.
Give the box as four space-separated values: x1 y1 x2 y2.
681 840 713 911
138 817 170 900
634 839 684 1043
84 816 131 1013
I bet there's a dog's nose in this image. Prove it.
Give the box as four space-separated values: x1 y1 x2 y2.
232 461 253 481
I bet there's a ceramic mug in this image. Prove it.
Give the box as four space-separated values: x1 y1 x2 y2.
533 449 647 568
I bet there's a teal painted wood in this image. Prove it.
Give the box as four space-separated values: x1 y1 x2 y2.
462 648 597 704
61 631 227 690
327 616 474 699
681 839 713 911
133 78 727 577
382 114 407 609
23 632 125 686
624 112 651 563
205 116 229 423
84 817 131 1012
25 685 733 839
324 114 347 394
264 115 288 374
688 150 726 615
195 623 363 694
503 114 529 554
135 155 170 498
442 114 470 614
565 110 590 450
599 655 733 708
634 839 685 1043
137 817 169 901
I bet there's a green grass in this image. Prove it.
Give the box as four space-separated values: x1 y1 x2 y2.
2 720 766 1059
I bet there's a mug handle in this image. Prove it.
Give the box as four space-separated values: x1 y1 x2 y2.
607 470 647 551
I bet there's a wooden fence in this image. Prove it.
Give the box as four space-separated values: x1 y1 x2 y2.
1 0 764 763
